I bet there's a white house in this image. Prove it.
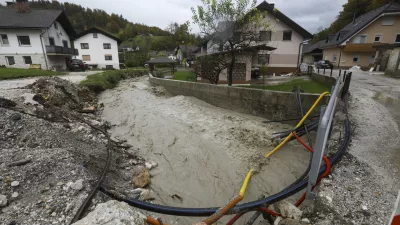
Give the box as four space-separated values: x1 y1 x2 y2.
196 1 313 82
73 27 121 69
0 6 78 70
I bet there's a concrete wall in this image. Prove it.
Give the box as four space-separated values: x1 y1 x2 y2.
74 32 120 69
386 47 400 75
149 75 329 120
310 73 336 86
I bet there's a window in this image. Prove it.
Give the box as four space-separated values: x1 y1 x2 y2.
63 40 68 48
54 22 58 30
396 34 400 43
81 43 89 49
258 54 270 64
374 34 381 43
106 65 114 69
82 55 91 61
105 55 113 60
333 55 337 63
17 36 31 46
93 33 98 38
359 35 367 43
5 56 15 65
382 17 395 26
1 34 9 45
103 43 111 49
23 56 32 64
259 31 272 41
353 55 359 63
49 37 55 46
283 30 292 41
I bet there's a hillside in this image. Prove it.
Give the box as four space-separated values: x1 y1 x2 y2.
313 0 400 42
27 0 171 38
121 36 177 51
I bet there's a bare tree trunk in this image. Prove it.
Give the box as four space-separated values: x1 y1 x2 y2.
228 53 236 86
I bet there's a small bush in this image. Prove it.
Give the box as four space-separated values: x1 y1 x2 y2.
80 69 147 93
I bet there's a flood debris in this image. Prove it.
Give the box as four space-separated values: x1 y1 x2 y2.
132 166 151 188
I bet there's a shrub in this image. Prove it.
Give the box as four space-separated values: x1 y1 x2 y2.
80 69 147 93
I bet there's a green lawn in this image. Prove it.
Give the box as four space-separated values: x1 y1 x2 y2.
0 68 65 80
173 71 196 81
240 78 331 94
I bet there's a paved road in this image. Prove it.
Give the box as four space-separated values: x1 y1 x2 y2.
0 71 99 90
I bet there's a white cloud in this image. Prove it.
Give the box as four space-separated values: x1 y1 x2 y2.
0 0 347 34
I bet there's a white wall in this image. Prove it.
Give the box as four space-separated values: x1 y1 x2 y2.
42 21 71 47
259 12 304 68
74 32 120 69
0 29 44 54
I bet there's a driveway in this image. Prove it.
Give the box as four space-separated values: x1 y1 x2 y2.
0 71 99 90
316 69 400 224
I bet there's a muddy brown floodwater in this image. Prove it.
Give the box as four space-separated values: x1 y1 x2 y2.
100 76 310 224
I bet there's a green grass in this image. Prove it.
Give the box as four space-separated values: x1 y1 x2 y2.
173 71 196 82
240 78 331 94
80 69 147 93
0 68 65 80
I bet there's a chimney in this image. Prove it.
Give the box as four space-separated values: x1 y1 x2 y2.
269 2 275 8
352 12 356 23
16 0 30 13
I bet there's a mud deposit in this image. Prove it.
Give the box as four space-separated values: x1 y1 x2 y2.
100 77 310 224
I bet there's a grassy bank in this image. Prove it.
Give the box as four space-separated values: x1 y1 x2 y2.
240 78 331 94
0 68 65 80
80 69 147 93
173 71 196 82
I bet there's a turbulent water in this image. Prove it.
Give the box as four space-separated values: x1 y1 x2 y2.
100 76 310 224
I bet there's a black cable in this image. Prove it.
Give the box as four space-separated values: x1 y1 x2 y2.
69 115 113 224
98 96 351 217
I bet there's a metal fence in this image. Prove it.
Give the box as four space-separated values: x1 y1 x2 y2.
305 71 352 200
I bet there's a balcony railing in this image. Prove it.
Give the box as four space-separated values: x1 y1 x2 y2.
45 45 78 56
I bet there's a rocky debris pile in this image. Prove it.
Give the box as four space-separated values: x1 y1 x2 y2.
26 77 96 111
72 200 146 225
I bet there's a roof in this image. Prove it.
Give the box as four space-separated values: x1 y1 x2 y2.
74 27 121 44
257 1 313 39
0 7 76 36
320 3 400 48
302 40 326 54
145 57 176 64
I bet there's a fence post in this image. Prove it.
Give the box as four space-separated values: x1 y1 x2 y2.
339 69 342 78
330 68 333 77
318 68 320 74
323 68 326 74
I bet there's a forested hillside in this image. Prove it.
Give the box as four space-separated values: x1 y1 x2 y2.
27 0 169 38
313 0 400 43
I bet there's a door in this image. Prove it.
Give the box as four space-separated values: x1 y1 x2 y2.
63 40 68 48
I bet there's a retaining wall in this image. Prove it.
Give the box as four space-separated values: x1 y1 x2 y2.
310 73 336 86
149 75 331 120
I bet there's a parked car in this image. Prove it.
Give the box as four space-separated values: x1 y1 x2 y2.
316 60 333 69
67 59 85 71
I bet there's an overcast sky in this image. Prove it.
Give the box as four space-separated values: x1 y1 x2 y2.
1 0 347 34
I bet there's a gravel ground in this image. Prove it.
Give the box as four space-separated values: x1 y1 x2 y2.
307 70 400 225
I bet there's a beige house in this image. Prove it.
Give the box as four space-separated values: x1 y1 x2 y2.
318 3 400 70
196 1 312 83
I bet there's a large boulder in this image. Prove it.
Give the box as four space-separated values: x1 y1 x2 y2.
72 200 146 225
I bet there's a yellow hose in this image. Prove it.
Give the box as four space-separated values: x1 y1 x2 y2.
240 169 253 197
265 91 329 158
203 169 253 225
